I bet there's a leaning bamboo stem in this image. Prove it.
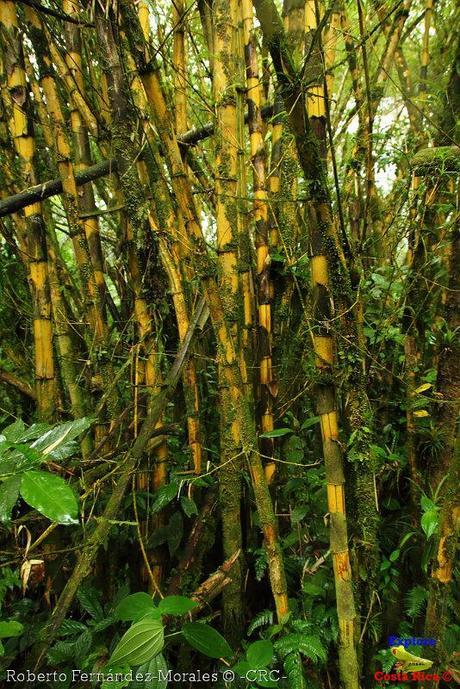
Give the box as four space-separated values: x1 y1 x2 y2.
29 296 207 671
94 13 167 585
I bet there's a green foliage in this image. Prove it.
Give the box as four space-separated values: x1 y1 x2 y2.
77 585 105 622
249 641 274 668
404 586 428 619
274 633 326 663
19 471 78 525
130 654 168 688
157 596 197 616
283 652 305 689
115 593 155 622
149 482 179 515
247 611 274 636
182 622 233 659
109 619 164 667
0 418 93 524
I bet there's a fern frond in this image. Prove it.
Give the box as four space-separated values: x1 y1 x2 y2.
275 633 327 663
405 585 427 618
283 651 305 689
248 609 274 636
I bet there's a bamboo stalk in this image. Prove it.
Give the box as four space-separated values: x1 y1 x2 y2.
252 2 361 685
93 9 167 587
144 0 203 476
212 0 246 642
242 0 276 483
25 7 105 350
0 0 56 422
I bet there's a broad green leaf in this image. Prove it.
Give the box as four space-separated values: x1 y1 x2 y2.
415 383 432 394
0 620 23 639
10 423 50 444
300 416 320 430
182 622 232 658
246 640 273 669
259 428 292 439
1 419 26 442
115 593 154 622
77 585 104 621
421 509 439 539
57 619 88 637
167 512 183 556
109 619 164 667
74 629 92 665
420 495 437 512
20 471 79 525
290 506 307 524
158 595 197 616
150 483 179 516
233 660 251 676
0 476 21 522
180 496 198 518
0 444 43 475
47 639 76 665
131 653 168 688
31 417 94 457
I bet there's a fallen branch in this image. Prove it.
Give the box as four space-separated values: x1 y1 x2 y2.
168 490 217 595
191 550 241 614
0 160 116 218
0 105 275 218
0 369 36 399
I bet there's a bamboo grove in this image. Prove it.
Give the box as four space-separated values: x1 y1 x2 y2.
0 0 458 687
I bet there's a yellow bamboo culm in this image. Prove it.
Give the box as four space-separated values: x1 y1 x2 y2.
243 0 277 482
213 0 246 639
136 1 202 476
305 0 326 119
0 0 56 422
25 6 105 347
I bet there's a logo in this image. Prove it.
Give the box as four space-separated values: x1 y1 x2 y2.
388 636 436 648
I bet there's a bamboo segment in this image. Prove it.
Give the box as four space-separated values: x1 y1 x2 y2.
63 0 109 324
283 0 305 68
420 0 433 96
136 2 203 477
305 0 326 154
0 0 55 422
93 10 168 586
172 0 187 134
